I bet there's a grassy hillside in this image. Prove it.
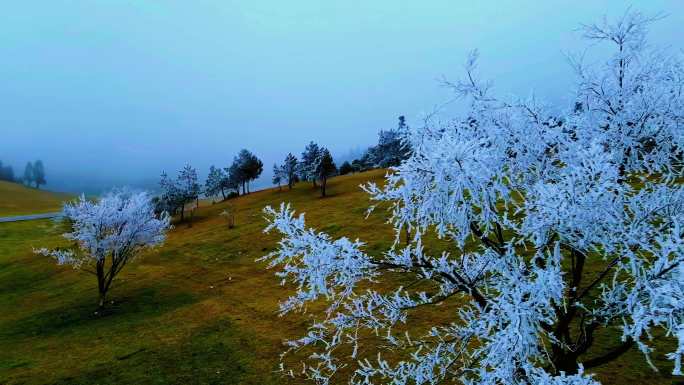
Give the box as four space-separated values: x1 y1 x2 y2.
0 170 678 384
0 181 71 216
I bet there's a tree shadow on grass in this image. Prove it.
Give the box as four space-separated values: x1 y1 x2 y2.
51 318 280 385
0 284 196 340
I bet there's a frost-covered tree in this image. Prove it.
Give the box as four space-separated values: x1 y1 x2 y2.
177 164 200 219
36 191 170 310
283 153 299 190
315 148 336 197
300 141 322 187
159 164 200 222
159 171 183 216
351 152 373 173
365 116 410 168
206 165 227 200
261 11 684 385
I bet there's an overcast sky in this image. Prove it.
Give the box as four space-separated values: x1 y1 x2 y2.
1 1 682 193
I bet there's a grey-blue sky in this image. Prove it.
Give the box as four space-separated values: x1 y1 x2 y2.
1 1 682 193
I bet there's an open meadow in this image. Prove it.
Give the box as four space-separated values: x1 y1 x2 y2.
0 171 680 384
0 181 71 217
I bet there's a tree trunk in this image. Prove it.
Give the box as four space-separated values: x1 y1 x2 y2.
321 177 327 197
553 353 579 375
221 188 226 200
179 205 185 222
96 260 106 310
98 291 106 309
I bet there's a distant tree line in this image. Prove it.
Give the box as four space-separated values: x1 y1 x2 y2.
272 141 337 197
0 159 46 188
23 161 47 188
339 115 410 175
0 160 15 182
154 117 410 221
203 148 263 200
157 149 263 222
274 116 410 197
156 164 201 222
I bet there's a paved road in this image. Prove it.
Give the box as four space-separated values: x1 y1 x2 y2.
0 212 63 223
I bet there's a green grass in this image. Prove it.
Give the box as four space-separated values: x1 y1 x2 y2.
0 181 71 216
0 170 680 384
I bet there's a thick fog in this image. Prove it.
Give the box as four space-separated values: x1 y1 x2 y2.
1 1 682 194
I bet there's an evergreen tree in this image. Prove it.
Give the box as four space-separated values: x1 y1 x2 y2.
232 151 249 195
224 164 239 196
5 165 14 182
159 164 200 222
316 148 337 197
364 116 410 168
205 165 227 200
245 152 263 193
300 141 321 187
32 160 46 189
0 161 14 182
159 171 183 217
339 161 353 175
272 163 283 191
283 153 299 190
231 149 263 194
352 151 374 172
177 164 200 220
23 162 33 186
227 161 245 196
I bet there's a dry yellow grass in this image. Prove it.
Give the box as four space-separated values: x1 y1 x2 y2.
0 170 678 384
0 181 71 216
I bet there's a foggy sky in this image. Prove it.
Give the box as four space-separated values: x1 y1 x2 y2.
1 1 682 194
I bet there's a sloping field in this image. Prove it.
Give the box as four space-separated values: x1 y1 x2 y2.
0 181 71 216
0 170 678 384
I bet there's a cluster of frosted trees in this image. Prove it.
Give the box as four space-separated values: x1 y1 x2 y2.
158 164 201 222
262 11 684 385
204 149 264 200
272 142 338 197
157 149 264 222
340 115 410 174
